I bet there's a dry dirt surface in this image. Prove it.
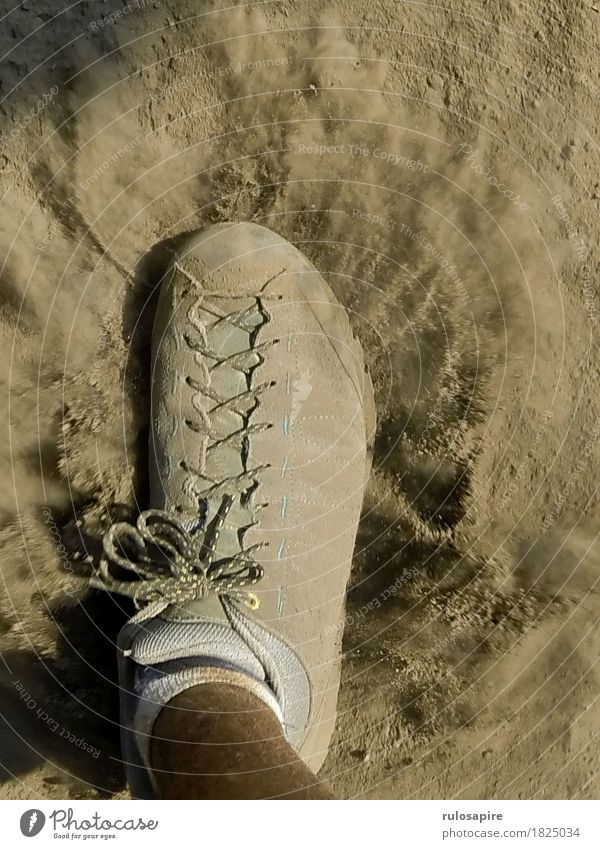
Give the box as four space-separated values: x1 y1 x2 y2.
1 0 600 800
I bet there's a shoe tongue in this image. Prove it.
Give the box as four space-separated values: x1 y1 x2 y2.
200 303 262 557
167 591 227 622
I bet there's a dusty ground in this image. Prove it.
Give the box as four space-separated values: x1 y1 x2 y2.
1 0 600 799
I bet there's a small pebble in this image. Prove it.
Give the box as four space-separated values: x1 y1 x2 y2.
350 748 370 762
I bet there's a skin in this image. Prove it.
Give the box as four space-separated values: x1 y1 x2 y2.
150 683 334 799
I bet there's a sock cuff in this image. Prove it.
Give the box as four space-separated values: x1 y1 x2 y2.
131 663 284 776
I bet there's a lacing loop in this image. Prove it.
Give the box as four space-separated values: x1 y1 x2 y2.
90 496 264 617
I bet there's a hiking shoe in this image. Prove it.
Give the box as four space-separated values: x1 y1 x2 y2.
92 222 375 796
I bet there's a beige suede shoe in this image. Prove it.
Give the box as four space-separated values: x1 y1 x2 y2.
92 222 375 796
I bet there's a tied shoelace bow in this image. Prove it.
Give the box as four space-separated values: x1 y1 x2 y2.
90 494 265 620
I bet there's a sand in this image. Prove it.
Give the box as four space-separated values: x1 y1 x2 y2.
1 0 600 799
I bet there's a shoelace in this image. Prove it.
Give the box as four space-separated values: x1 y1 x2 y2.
178 294 278 503
89 495 264 620
91 283 277 619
